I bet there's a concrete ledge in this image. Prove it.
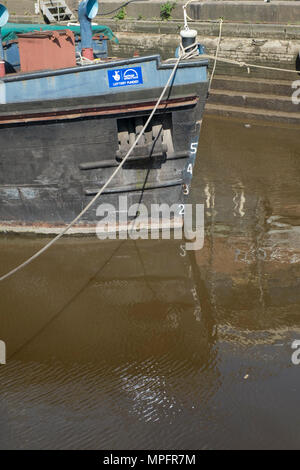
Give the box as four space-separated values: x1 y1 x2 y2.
191 1 300 24
103 18 300 40
73 1 300 24
76 1 300 24
81 1 186 20
1 0 37 16
7 15 40 24
3 0 300 25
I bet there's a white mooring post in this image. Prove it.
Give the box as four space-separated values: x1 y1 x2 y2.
0 340 6 365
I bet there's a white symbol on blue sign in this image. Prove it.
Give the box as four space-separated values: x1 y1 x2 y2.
112 70 121 82
123 69 138 80
108 66 143 88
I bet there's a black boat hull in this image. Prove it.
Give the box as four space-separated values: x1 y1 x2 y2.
0 81 208 233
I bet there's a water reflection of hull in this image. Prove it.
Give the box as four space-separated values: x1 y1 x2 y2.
191 116 300 340
0 238 215 368
195 231 300 338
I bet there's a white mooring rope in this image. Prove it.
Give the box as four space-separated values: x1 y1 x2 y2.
202 52 300 76
0 43 201 282
208 18 223 91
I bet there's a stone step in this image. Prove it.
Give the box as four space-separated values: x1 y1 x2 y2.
211 75 294 96
208 63 298 82
205 102 300 123
208 88 298 112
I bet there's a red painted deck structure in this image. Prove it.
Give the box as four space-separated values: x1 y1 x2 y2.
17 30 76 73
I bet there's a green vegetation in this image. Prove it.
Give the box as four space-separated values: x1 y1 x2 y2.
114 7 127 21
160 2 177 21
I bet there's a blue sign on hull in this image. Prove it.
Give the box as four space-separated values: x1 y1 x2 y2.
108 66 143 88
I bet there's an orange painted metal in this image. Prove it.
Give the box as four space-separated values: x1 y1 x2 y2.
17 30 76 73
0 60 5 77
82 47 94 60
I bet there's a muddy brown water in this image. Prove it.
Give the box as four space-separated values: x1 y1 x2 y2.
0 116 300 450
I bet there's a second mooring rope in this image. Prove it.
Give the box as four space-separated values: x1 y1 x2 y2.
208 18 223 91
203 52 300 76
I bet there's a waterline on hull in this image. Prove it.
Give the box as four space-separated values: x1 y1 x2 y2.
0 217 184 236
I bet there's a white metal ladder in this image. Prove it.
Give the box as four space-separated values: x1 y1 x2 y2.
39 0 76 23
